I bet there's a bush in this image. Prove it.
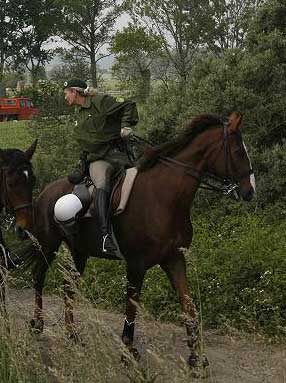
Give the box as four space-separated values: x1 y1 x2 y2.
27 117 79 190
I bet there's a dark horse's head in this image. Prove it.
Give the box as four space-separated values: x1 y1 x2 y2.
207 113 255 201
0 141 37 239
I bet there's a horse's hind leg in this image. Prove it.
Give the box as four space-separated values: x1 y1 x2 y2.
121 259 145 360
160 254 208 374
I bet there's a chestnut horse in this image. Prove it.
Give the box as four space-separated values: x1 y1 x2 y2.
0 141 37 310
28 113 255 370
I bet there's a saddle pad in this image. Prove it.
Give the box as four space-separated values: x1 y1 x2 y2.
84 166 138 218
114 167 138 215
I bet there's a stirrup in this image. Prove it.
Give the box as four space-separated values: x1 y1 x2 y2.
102 233 117 253
102 234 109 253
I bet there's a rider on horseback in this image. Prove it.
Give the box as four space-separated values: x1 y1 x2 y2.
63 78 139 256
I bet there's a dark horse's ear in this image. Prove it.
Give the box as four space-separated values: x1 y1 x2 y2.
227 112 243 133
25 139 38 161
0 149 8 165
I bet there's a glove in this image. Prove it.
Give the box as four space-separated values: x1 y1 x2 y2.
120 127 133 138
68 156 88 185
68 168 85 185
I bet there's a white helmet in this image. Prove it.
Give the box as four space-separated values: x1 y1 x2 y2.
54 193 83 223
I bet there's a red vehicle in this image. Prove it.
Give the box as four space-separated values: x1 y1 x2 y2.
0 97 39 121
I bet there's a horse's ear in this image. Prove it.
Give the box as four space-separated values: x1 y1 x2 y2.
0 149 8 165
25 139 38 161
227 112 243 133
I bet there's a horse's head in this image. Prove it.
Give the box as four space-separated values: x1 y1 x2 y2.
207 113 255 201
0 140 37 239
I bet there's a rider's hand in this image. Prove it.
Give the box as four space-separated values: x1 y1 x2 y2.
120 127 133 138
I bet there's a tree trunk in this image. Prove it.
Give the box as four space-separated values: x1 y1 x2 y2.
90 53 97 88
139 68 151 102
0 62 4 83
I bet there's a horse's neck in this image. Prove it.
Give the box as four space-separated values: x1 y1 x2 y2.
153 133 212 211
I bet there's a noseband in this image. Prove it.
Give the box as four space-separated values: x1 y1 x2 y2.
0 167 33 214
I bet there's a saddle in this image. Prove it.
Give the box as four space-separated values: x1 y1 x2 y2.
72 167 138 220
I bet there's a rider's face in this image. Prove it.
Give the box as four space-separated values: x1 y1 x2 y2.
64 88 77 106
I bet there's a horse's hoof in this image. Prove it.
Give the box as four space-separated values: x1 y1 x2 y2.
121 347 140 366
129 347 140 361
202 354 209 368
188 353 209 379
68 332 85 347
29 318 44 334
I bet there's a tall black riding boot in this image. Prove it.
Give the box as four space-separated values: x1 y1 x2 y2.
94 188 118 256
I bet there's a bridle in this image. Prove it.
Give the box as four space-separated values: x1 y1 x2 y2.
134 123 254 198
0 166 33 214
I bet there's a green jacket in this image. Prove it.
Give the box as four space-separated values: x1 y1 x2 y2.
74 94 138 162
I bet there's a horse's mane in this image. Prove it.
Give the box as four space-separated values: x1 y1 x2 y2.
138 113 223 171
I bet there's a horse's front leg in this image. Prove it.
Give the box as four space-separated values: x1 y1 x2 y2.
30 253 50 333
121 259 145 360
63 250 87 340
161 254 208 376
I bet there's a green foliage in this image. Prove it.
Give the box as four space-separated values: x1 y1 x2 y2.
2 0 61 83
188 211 286 335
112 24 163 101
17 79 69 117
49 48 91 83
0 121 33 150
137 83 186 143
27 117 79 190
56 0 120 86
113 25 163 56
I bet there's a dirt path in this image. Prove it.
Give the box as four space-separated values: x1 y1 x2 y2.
5 288 286 383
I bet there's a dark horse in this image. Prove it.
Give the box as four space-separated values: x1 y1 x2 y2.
0 141 37 309
29 113 255 370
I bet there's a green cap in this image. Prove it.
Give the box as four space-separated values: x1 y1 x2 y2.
63 78 87 90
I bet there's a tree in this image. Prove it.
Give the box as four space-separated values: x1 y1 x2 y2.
0 0 60 84
0 0 25 81
49 48 91 83
209 0 264 55
56 0 121 87
112 25 163 101
123 0 215 91
11 0 61 85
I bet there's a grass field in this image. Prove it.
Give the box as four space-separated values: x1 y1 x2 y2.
0 120 35 149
